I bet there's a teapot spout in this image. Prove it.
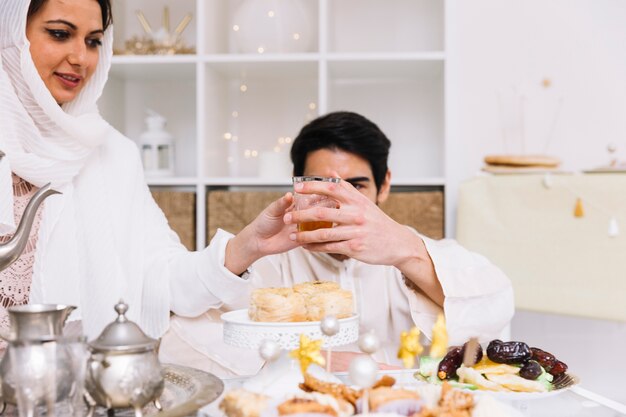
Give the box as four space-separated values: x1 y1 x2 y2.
61 305 78 325
0 183 60 271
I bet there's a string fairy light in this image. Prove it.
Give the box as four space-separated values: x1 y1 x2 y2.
228 79 316 173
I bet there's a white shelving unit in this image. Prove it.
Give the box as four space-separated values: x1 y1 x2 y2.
99 0 447 248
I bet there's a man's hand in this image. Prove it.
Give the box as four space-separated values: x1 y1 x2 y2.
284 179 421 267
225 193 299 275
284 179 444 306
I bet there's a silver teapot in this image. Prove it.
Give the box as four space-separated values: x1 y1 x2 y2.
0 150 60 272
0 304 77 413
85 301 164 417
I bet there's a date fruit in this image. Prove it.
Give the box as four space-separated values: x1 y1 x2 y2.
548 360 568 377
519 360 542 380
486 340 531 364
437 346 463 380
530 347 557 371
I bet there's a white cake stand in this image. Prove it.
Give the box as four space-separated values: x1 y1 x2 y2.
221 309 359 350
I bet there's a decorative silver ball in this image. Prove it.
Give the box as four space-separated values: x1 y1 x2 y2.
320 315 340 337
348 355 379 388
358 331 381 354
259 339 281 362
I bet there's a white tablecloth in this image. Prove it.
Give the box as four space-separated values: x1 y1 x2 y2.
456 173 626 322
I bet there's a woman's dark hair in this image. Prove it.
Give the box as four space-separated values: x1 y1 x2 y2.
290 111 391 193
28 0 113 30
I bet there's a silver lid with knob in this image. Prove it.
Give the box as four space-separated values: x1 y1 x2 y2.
88 300 158 353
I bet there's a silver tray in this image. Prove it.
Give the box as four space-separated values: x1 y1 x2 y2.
96 364 224 417
3 364 223 417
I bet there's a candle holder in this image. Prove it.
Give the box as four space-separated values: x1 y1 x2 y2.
114 7 195 55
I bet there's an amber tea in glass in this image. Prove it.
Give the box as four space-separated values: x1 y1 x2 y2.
297 220 334 232
292 176 340 232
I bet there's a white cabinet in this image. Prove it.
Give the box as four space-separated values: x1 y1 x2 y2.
99 0 447 247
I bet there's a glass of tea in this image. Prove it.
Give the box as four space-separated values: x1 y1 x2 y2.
292 176 340 232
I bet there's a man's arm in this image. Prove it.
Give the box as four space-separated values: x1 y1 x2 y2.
392 229 444 306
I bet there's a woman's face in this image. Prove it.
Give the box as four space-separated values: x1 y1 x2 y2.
26 0 104 105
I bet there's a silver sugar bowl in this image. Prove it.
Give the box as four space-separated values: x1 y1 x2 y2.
84 301 164 417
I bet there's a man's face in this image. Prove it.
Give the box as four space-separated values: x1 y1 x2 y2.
303 148 390 204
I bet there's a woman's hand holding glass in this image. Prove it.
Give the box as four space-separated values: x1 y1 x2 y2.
225 193 300 276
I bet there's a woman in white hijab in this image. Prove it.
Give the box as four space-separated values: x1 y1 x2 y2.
0 0 298 339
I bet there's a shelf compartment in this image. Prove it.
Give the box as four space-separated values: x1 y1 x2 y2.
202 0 319 55
100 63 197 177
327 0 444 53
327 59 444 178
203 61 318 178
111 0 197 56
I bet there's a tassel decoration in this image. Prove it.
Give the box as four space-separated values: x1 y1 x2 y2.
608 217 619 238
542 172 553 189
574 198 584 218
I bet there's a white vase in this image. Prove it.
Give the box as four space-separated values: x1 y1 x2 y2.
230 0 313 54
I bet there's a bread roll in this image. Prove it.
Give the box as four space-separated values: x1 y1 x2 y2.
249 288 307 322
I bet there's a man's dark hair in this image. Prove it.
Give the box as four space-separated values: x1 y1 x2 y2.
291 111 391 192
28 0 113 30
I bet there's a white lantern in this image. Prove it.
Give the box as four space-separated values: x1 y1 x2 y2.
139 110 175 177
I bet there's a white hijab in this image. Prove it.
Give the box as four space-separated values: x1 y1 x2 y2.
0 0 159 338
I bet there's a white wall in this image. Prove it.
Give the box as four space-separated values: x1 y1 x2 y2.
446 0 626 237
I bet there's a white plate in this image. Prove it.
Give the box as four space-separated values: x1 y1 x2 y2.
414 373 579 402
221 309 360 350
471 374 579 401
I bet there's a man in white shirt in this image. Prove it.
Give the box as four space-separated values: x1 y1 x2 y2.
160 111 514 376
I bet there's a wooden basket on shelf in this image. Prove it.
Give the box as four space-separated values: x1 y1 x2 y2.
151 190 196 251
